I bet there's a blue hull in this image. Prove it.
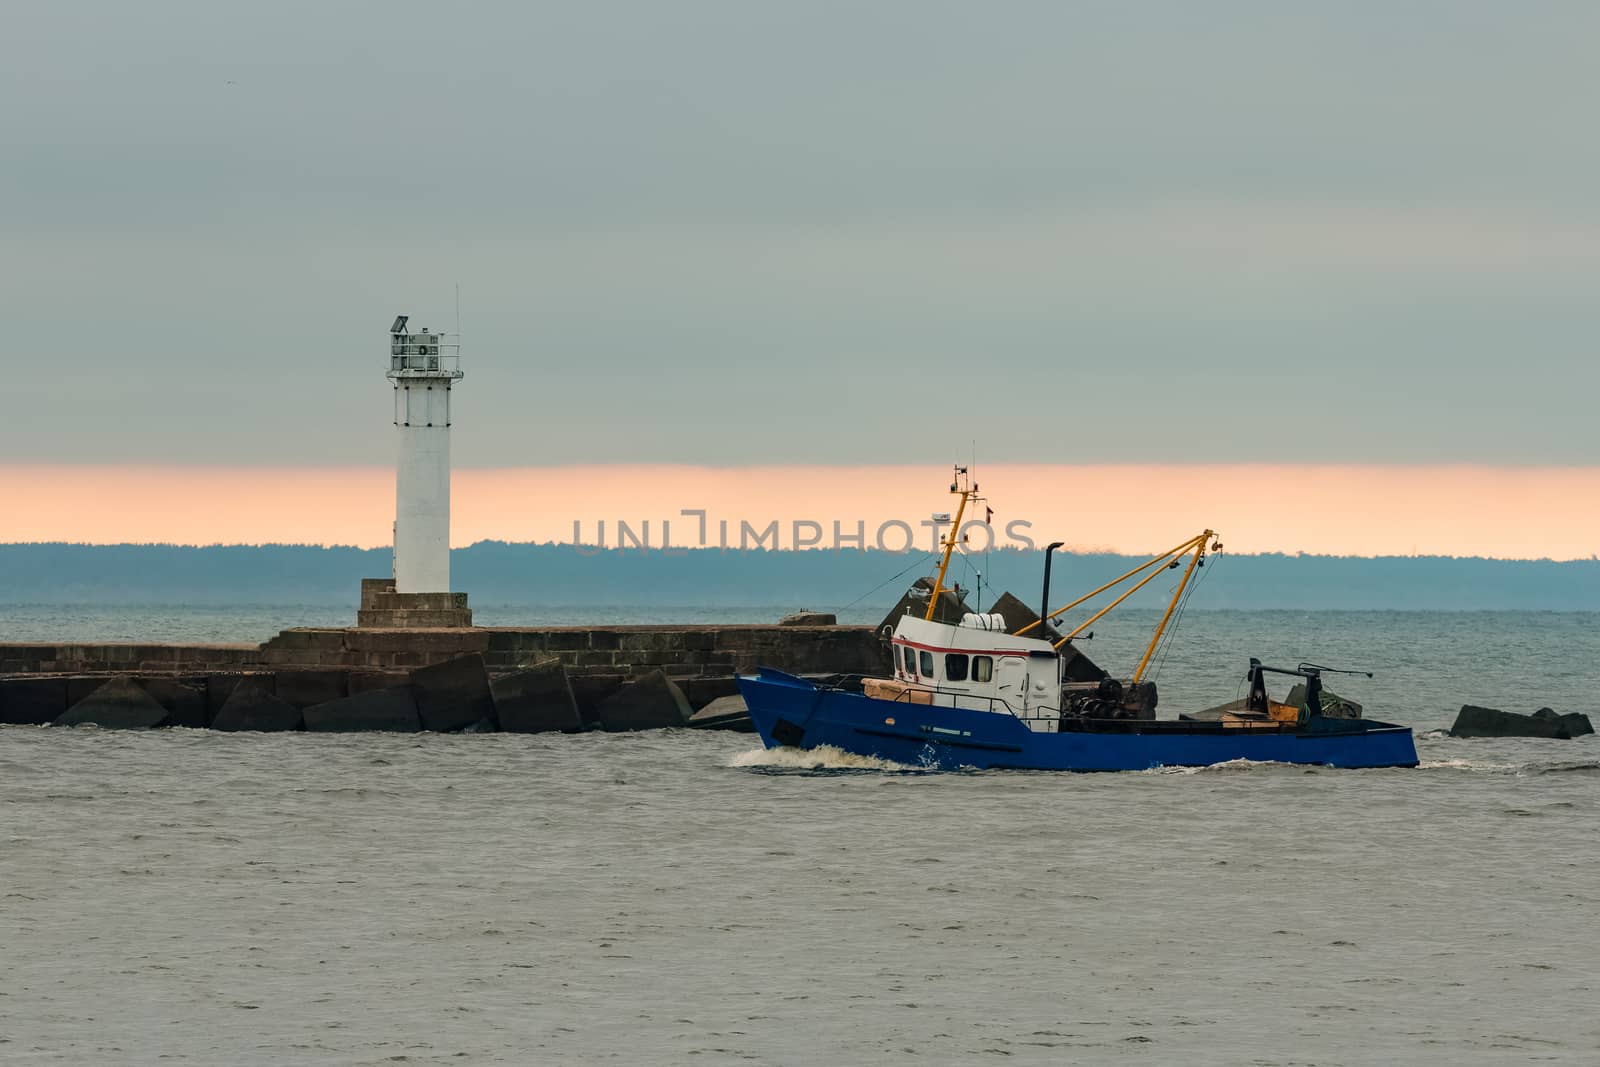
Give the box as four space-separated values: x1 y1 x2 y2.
737 669 1418 772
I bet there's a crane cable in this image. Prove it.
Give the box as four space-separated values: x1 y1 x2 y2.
1148 545 1223 685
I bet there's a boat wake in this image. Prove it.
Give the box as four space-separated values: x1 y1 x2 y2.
1412 757 1599 775
728 745 920 774
1137 758 1294 776
1418 757 1520 773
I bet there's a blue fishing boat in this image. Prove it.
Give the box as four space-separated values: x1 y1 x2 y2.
739 469 1418 772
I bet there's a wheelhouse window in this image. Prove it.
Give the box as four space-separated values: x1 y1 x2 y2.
919 650 935 678
945 654 969 682
972 655 994 683
901 645 915 676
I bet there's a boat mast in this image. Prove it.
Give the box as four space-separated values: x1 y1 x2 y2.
924 466 976 621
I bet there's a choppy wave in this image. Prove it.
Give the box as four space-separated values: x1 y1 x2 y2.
727 744 918 773
1528 760 1600 775
6 712 1598 1063
1418 757 1600 775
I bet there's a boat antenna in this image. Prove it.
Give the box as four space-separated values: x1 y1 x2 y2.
973 440 990 613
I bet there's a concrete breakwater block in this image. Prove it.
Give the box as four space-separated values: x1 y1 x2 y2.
61 676 208 728
0 677 70 725
206 673 276 721
879 577 971 634
411 654 496 732
1532 707 1594 736
350 670 409 695
55 677 171 729
987 591 1058 640
1451 704 1595 739
779 611 837 626
680 676 740 711
138 677 208 728
67 676 112 708
212 682 304 732
595 669 693 732
275 670 349 710
303 687 421 733
687 694 753 732
567 674 626 725
491 660 582 734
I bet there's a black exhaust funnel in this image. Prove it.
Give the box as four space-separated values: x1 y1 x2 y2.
1041 541 1065 633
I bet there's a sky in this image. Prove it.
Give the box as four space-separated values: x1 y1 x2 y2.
5 463 1598 561
4 2 1599 555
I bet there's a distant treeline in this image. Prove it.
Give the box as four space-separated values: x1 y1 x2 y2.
0 542 1597 612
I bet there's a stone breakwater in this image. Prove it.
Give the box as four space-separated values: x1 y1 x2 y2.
0 625 884 733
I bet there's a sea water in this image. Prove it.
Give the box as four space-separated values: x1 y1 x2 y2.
2 607 1597 1064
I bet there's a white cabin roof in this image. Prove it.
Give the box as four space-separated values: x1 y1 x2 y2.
890 613 1056 658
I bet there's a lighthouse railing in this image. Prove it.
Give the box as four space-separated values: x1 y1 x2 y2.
388 332 462 377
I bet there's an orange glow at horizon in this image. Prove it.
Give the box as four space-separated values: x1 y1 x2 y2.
1 463 1596 560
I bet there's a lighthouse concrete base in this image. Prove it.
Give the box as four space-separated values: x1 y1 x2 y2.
356 578 473 629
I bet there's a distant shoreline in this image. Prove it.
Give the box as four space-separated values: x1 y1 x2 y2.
2 542 1597 612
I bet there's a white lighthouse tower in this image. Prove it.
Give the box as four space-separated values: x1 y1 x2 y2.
357 314 472 628
389 313 460 592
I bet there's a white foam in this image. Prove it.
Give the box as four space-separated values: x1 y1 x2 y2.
1418 757 1519 773
1138 758 1290 776
727 744 917 773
